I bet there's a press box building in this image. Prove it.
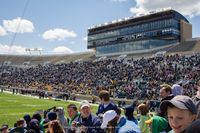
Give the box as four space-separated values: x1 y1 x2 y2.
87 9 192 56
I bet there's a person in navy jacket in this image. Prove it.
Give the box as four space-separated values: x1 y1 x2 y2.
96 90 118 118
69 100 105 133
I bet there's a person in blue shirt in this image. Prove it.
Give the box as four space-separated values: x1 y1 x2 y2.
123 104 138 125
96 90 118 118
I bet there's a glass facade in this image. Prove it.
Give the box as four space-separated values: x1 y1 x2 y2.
88 10 189 56
88 19 179 42
96 39 178 55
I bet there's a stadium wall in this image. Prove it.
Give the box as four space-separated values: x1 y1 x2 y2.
180 20 192 42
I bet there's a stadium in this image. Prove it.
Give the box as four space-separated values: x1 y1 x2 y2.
1 9 200 99
1 8 200 133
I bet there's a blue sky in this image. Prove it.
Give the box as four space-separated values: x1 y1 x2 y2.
0 0 200 55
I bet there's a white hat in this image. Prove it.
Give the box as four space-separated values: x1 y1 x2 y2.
100 110 117 129
80 100 90 109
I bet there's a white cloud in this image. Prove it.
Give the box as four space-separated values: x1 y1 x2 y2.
3 17 34 33
42 28 77 41
0 26 7 36
83 37 87 41
0 43 26 54
53 46 74 54
130 0 200 17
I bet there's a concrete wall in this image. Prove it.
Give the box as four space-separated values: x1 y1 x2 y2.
180 20 192 42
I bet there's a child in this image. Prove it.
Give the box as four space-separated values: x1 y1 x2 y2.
159 95 197 133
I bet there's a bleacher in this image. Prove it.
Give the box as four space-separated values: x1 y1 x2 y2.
0 39 200 66
0 52 95 66
167 40 198 53
125 39 200 59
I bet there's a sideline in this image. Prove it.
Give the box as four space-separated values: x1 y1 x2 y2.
1 91 98 106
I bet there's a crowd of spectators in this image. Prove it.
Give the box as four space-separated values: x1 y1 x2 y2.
0 53 200 100
1 84 200 133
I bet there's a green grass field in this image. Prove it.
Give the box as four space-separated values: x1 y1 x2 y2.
0 92 98 128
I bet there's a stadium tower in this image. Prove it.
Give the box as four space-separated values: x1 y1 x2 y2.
87 9 192 57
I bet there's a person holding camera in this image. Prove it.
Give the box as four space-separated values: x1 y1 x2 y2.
69 100 105 133
66 104 80 132
66 104 80 126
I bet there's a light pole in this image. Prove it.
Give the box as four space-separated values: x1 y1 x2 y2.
25 48 43 55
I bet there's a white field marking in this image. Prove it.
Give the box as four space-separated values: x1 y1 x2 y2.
21 104 54 107
5 99 17 103
2 91 98 107
1 112 33 115
21 104 41 107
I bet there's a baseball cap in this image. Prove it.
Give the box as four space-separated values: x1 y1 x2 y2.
100 110 117 129
16 119 25 126
160 95 197 114
80 100 90 109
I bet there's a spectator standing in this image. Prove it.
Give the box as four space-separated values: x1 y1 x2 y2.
171 84 183 96
66 104 80 132
192 80 200 104
96 90 118 118
123 104 138 125
66 104 80 126
137 103 150 133
158 84 174 118
160 84 174 101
